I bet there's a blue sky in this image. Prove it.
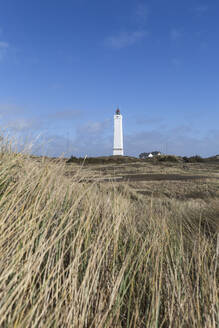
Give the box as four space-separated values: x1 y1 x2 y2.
0 0 219 157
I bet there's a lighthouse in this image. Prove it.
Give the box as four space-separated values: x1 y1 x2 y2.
113 108 124 156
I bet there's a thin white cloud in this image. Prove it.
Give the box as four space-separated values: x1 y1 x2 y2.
0 41 9 48
105 3 149 49
48 109 83 121
50 83 63 91
136 4 149 25
0 104 84 135
78 119 111 135
194 5 208 15
105 30 148 49
171 58 182 67
0 104 25 116
0 104 42 133
125 128 219 157
170 28 183 41
3 110 218 158
136 117 164 125
7 118 39 132
33 119 112 157
0 41 9 61
30 124 219 158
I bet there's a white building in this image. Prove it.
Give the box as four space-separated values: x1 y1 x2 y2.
113 108 124 156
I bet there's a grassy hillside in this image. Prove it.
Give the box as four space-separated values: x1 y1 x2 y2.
0 151 218 327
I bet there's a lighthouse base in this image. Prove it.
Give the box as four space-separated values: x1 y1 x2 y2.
113 148 124 156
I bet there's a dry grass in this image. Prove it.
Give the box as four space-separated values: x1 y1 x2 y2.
0 151 218 327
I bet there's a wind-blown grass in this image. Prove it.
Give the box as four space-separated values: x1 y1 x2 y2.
0 151 218 327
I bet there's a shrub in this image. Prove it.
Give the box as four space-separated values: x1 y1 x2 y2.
156 155 179 162
183 155 204 163
66 155 78 163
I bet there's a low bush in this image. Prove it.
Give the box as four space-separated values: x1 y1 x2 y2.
66 155 139 165
183 155 205 163
156 155 180 162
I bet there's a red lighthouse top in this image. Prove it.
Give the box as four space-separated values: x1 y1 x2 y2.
116 108 120 115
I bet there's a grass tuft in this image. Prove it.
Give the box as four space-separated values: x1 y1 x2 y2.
0 151 218 327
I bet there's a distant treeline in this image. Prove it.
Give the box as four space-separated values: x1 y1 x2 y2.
66 155 139 165
66 154 219 165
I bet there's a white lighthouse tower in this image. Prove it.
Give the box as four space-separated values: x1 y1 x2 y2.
113 108 124 156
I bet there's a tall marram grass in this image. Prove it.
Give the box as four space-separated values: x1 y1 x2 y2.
0 151 218 327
